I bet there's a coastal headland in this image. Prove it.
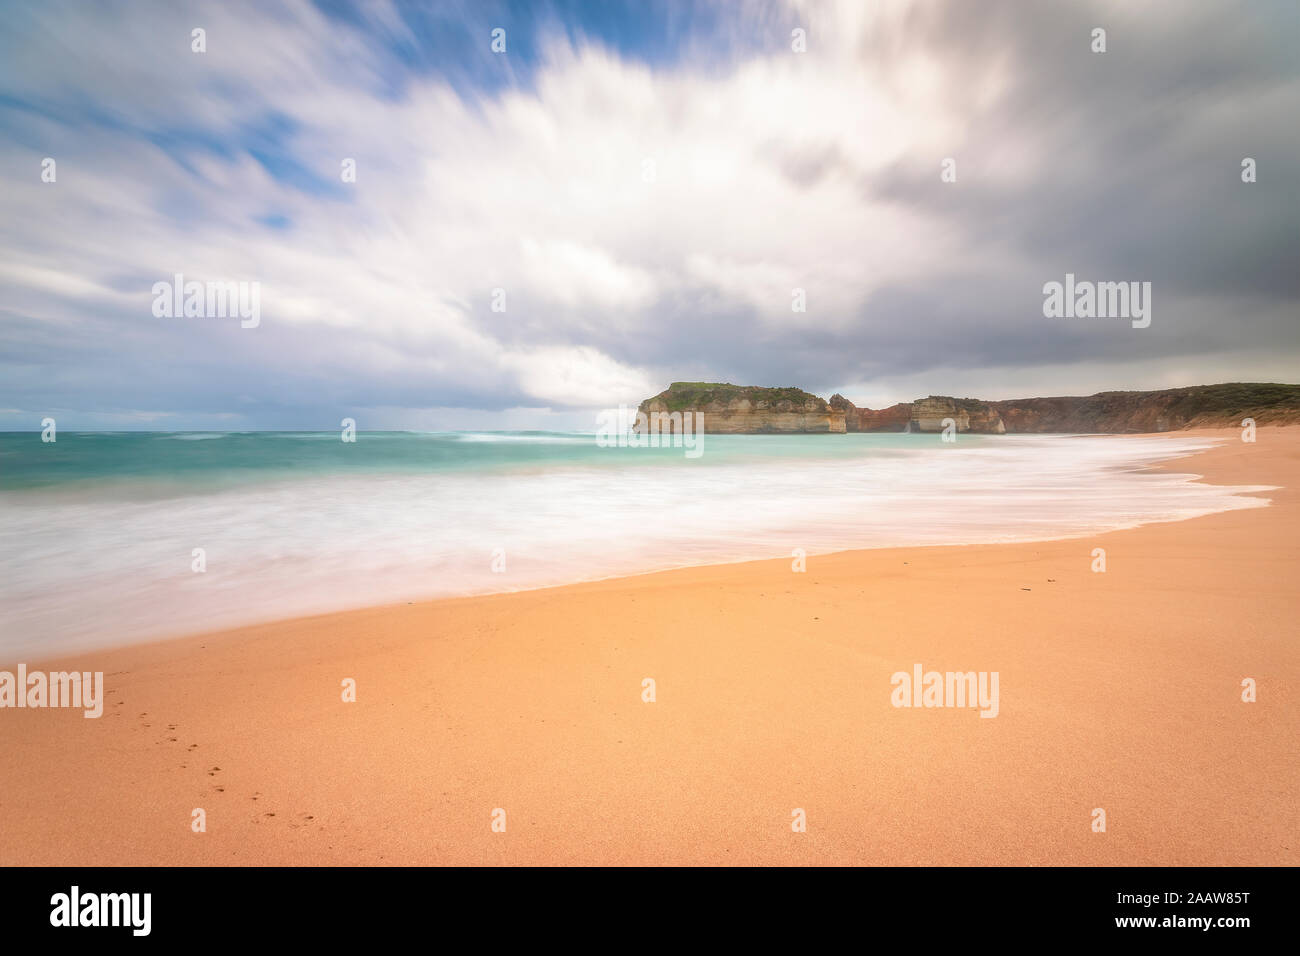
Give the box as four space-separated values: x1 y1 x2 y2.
638 382 1300 434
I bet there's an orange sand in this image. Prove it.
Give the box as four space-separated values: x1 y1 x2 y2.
1 428 1296 865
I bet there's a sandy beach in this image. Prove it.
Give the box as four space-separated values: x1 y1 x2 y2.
1 427 1296 866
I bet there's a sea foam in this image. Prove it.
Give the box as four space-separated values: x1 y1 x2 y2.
0 433 1272 657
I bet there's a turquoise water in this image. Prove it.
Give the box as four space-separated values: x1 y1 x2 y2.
0 430 1273 658
0 430 927 494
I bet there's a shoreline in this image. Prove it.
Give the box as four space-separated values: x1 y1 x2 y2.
1 427 1296 865
3 429 1271 666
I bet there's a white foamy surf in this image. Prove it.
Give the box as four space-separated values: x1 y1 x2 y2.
0 432 1272 658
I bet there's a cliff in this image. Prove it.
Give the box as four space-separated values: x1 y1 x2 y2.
910 396 1006 434
830 394 912 432
988 384 1300 433
637 383 1300 435
639 382 846 433
830 394 1004 433
833 384 1299 434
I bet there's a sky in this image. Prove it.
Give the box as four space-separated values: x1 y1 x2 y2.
1 0 1297 430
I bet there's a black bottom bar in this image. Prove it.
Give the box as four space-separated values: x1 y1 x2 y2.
0 865 1286 943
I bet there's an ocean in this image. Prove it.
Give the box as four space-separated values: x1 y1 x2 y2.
0 430 1273 658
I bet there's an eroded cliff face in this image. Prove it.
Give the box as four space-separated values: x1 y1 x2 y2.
830 395 913 432
828 394 860 431
860 404 913 431
823 385 1300 435
640 384 846 433
910 397 968 432
988 385 1300 432
910 397 1006 433
965 404 1006 433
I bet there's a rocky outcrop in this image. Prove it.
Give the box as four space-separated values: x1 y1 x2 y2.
828 394 860 431
639 383 846 433
911 397 967 433
910 397 1006 433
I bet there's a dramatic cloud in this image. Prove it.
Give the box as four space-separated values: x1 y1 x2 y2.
1 0 1296 428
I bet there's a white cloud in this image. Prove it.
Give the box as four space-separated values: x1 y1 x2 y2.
519 238 657 311
501 345 658 408
1 0 1294 427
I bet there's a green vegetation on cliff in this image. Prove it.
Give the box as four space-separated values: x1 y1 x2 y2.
640 382 829 413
